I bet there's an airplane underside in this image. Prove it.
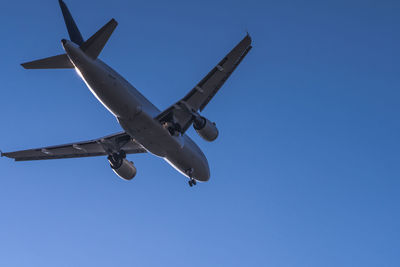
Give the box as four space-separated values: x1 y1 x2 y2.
1 0 252 187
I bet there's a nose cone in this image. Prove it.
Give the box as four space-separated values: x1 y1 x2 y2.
195 157 210 182
201 162 210 181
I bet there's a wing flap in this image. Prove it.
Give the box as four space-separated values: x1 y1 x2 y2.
198 44 252 111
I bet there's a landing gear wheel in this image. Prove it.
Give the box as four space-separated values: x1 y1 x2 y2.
188 178 196 187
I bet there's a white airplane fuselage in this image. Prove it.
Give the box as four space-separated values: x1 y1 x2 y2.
62 40 210 182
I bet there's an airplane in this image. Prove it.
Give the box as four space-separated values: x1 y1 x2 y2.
1 0 252 186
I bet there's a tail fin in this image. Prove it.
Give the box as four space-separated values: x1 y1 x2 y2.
21 54 73 69
58 0 84 45
20 1 116 69
80 19 118 59
21 0 83 69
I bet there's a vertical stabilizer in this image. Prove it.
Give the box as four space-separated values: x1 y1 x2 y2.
58 0 84 45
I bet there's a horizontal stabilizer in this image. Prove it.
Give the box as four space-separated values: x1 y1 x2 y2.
80 19 118 59
21 54 74 69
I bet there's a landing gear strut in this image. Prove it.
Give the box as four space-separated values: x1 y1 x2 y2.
186 168 197 187
163 121 182 137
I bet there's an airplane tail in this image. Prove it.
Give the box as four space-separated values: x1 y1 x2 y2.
21 0 117 69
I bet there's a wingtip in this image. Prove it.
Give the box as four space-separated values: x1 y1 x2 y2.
0 150 9 158
246 31 252 41
110 18 118 25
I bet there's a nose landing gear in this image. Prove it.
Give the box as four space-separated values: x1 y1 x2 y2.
186 168 197 187
188 178 197 187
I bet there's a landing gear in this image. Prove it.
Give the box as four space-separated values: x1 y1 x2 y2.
107 150 126 169
163 121 182 137
186 168 197 187
188 178 197 187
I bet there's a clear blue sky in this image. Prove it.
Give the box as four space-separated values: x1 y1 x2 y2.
0 0 399 266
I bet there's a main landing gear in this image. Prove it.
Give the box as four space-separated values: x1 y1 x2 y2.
163 121 182 137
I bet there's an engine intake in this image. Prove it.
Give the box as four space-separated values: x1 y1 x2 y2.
193 116 219 142
108 154 137 180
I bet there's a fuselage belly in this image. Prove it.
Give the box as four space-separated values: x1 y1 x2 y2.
63 41 210 182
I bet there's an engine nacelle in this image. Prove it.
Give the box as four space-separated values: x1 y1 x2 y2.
108 157 137 181
193 116 219 142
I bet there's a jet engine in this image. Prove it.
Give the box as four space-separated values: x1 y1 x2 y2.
193 116 219 142
108 153 137 180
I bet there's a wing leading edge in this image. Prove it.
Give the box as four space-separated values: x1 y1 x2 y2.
1 132 146 161
156 34 252 133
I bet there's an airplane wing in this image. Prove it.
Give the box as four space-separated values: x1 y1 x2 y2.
1 132 146 161
156 34 252 133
